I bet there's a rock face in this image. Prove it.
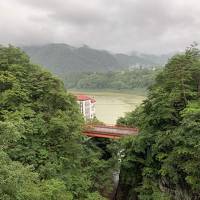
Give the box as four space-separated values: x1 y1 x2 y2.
113 170 135 200
22 43 171 74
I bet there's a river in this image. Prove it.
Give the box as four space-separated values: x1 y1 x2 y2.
70 90 145 124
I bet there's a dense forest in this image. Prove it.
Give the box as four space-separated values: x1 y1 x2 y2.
0 46 118 200
63 69 160 90
0 45 200 200
115 45 200 199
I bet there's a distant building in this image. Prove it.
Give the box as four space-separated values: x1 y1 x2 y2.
75 94 96 120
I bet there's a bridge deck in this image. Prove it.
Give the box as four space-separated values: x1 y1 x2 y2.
83 125 138 139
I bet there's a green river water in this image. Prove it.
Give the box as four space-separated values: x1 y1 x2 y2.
70 90 145 124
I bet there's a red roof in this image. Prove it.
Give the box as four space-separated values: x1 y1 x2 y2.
75 94 96 103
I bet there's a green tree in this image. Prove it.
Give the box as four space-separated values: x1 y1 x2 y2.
0 45 110 199
115 45 200 199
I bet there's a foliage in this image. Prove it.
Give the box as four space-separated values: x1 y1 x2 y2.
115 44 200 199
0 45 114 199
86 116 105 125
63 68 160 90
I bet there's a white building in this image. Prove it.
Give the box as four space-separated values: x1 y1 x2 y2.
75 94 96 120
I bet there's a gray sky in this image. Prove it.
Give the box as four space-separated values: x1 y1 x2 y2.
1 0 200 54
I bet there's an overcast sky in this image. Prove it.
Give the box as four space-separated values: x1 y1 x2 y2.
1 0 200 54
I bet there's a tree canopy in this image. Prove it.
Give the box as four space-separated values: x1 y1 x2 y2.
0 45 114 200
63 68 160 91
116 45 200 200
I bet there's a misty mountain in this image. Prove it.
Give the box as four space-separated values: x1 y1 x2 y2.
22 43 171 74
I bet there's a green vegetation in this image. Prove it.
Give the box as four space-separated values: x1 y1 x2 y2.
115 45 200 199
0 45 117 199
1 44 200 200
64 68 160 90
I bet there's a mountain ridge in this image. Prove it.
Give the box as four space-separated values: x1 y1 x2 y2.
22 43 172 74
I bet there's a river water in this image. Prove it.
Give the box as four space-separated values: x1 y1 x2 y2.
70 90 145 124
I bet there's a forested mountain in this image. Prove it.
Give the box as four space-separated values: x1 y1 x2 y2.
64 69 160 90
115 45 200 199
22 43 171 74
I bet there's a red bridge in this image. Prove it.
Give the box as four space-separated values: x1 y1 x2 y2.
83 125 139 139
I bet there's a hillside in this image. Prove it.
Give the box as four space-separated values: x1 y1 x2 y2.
22 43 171 74
0 45 118 199
116 46 200 199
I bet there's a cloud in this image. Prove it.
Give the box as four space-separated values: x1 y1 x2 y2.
0 0 200 53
